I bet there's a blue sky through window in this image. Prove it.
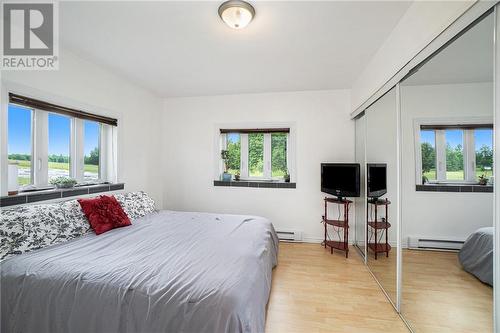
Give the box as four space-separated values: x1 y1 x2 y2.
84 121 99 156
8 105 32 155
227 133 239 143
49 113 70 155
475 129 493 149
8 104 100 157
420 130 435 146
445 129 463 148
421 128 492 149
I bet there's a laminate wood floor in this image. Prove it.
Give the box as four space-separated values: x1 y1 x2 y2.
401 249 493 333
361 247 493 332
265 242 408 333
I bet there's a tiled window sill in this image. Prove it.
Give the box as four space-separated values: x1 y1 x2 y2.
416 184 493 193
214 180 296 189
0 183 125 207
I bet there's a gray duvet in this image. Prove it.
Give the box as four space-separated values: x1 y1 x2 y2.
1 210 279 333
458 227 493 286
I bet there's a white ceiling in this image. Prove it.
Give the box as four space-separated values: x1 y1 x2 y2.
60 1 412 98
403 12 494 86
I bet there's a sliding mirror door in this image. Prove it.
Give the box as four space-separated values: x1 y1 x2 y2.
354 113 366 258
365 87 399 306
400 11 494 332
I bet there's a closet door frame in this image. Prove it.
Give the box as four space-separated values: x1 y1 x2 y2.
354 113 368 263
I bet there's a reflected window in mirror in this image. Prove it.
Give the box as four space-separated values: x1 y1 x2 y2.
474 129 494 179
419 124 493 184
444 129 464 181
420 130 436 182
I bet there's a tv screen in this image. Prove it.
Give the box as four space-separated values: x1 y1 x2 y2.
367 163 387 198
321 163 360 198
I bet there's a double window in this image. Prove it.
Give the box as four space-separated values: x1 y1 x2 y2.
220 128 290 180
6 93 117 189
418 123 493 184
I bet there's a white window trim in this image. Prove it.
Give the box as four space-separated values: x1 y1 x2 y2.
214 122 296 183
0 81 119 195
73 118 85 182
34 109 48 186
240 133 249 178
414 117 493 185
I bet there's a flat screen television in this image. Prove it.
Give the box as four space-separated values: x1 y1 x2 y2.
367 163 387 199
321 163 360 199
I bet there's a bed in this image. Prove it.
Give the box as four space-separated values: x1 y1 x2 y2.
458 227 493 286
1 209 279 333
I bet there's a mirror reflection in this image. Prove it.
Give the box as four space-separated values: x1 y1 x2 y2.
365 87 398 305
400 12 494 332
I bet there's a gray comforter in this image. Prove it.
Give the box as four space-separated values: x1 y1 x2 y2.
1 210 279 333
458 227 493 286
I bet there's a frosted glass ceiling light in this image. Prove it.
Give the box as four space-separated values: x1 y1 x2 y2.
218 1 255 30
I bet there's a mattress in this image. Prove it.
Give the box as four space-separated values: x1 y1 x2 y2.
458 227 493 286
1 210 279 333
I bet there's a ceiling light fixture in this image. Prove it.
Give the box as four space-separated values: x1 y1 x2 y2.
218 0 255 30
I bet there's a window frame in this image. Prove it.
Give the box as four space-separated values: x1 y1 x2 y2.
10 105 104 187
47 111 73 183
222 132 288 181
1 84 119 196
7 103 35 186
414 117 493 185
82 119 102 183
215 123 296 183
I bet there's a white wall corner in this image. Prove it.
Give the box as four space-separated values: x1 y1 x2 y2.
351 0 475 111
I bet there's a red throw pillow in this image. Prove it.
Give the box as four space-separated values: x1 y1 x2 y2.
78 195 131 235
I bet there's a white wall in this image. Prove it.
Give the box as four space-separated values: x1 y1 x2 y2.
1 47 164 206
162 90 353 242
351 1 474 110
401 82 494 243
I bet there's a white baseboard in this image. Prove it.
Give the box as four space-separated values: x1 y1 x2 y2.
301 237 323 244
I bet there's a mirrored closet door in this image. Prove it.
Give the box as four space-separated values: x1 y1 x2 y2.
399 10 494 332
365 87 398 306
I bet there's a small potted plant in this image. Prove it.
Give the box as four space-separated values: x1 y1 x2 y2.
234 171 240 181
478 174 488 186
283 170 290 183
50 176 77 189
422 174 429 185
220 150 231 181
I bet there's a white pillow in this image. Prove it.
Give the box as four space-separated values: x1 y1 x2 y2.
113 191 156 220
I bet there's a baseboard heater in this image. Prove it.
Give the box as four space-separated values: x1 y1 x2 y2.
276 230 302 242
408 236 464 251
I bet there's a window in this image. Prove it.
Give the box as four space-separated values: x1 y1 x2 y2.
48 113 71 182
84 120 100 182
418 124 493 184
248 133 264 177
445 129 464 181
271 133 287 177
420 130 436 181
8 105 33 185
5 93 118 193
226 133 241 175
220 128 291 181
475 129 493 178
